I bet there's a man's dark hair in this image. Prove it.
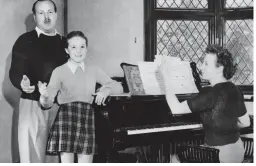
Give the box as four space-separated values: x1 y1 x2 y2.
205 44 237 80
32 0 57 14
65 31 89 48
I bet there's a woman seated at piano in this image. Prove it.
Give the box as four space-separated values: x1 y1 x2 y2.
160 44 250 163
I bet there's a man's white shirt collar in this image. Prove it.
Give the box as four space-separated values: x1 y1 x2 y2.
35 26 58 37
67 60 85 74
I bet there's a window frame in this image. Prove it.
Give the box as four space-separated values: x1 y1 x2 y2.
145 0 217 61
144 0 253 88
219 0 253 46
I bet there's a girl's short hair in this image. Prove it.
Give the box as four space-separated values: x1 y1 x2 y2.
65 31 88 48
205 44 237 80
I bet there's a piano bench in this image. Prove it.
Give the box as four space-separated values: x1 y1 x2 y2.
242 137 254 163
176 137 253 163
176 144 220 163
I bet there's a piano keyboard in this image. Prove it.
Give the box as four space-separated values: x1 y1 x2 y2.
126 123 203 135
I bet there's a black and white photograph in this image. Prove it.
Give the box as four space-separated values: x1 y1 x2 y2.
0 0 254 163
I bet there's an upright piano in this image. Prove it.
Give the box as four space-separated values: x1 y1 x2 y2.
93 63 254 162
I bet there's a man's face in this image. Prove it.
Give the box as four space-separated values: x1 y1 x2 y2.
34 1 57 33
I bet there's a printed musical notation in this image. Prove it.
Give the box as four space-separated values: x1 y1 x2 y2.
138 55 198 95
137 62 165 95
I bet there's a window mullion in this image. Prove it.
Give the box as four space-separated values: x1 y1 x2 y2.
208 0 216 45
214 0 223 45
144 0 157 61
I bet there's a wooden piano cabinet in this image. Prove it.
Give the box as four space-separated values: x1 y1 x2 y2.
92 75 253 163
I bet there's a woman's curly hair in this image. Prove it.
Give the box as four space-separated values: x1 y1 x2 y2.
205 44 237 80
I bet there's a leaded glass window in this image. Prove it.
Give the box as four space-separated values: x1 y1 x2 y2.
225 0 253 8
157 20 208 66
145 0 253 86
157 0 208 8
224 19 253 84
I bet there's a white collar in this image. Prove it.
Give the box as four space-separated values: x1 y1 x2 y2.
35 26 58 37
67 60 85 74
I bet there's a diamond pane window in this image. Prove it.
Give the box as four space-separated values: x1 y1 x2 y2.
157 20 208 66
226 0 253 8
224 20 253 85
157 0 208 8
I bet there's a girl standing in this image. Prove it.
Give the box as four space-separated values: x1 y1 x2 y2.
38 31 123 163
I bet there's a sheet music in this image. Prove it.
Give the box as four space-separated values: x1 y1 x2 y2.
166 61 199 94
137 56 198 95
137 62 165 95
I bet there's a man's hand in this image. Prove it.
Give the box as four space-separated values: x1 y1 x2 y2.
20 75 35 93
93 88 111 106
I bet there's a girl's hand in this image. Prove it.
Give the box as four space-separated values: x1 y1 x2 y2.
94 88 111 106
38 81 54 109
38 81 49 98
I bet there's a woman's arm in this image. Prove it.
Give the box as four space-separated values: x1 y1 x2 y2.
165 84 192 114
238 112 250 128
160 58 215 114
160 58 193 114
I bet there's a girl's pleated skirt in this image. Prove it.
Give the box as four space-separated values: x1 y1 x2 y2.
47 102 96 155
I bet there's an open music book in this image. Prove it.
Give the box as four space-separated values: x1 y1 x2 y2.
121 55 199 96
137 61 165 95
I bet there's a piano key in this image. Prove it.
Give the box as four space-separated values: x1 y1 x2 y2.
124 122 198 130
127 123 203 135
